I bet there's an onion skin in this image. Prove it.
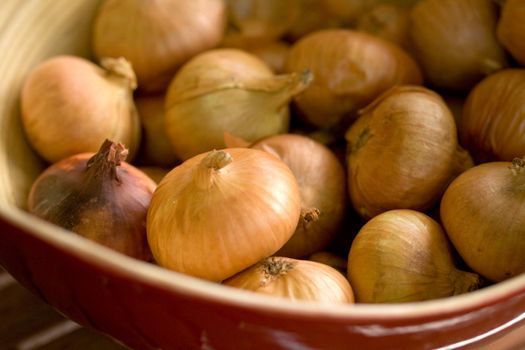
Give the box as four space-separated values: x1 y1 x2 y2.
460 69 525 163
165 48 312 161
440 160 525 282
347 209 480 303
408 0 508 91
223 256 354 303
146 148 302 282
92 0 227 93
135 94 179 167
21 55 141 164
249 134 346 259
497 0 525 67
27 140 156 261
345 85 473 220
356 3 410 49
284 29 423 128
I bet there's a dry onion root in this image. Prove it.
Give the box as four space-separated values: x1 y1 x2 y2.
440 158 525 282
347 209 481 303
345 85 473 220
92 0 227 93
27 140 156 261
223 256 354 303
164 48 313 161
146 148 302 282
21 55 141 164
284 29 423 129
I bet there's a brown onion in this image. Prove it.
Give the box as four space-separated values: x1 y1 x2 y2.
226 133 347 259
223 256 354 303
284 29 423 129
408 0 508 91
147 148 301 282
348 209 480 303
135 94 179 167
226 0 301 39
356 3 410 48
345 85 473 219
165 48 312 160
21 55 141 164
497 0 525 66
460 69 525 162
440 159 525 282
92 0 227 93
27 140 156 260
220 33 290 73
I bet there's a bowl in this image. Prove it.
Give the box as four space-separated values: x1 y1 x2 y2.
1 1 525 349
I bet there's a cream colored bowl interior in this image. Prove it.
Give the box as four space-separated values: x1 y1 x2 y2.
1 0 524 342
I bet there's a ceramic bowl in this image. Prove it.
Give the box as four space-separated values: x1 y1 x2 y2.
0 1 524 349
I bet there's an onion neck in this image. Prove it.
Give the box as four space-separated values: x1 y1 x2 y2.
269 69 313 110
509 157 525 176
85 139 128 186
193 150 233 190
100 56 138 90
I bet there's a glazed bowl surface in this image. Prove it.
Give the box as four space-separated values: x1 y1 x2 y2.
0 1 524 349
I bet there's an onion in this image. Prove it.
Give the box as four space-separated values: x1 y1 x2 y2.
460 69 525 162
356 3 410 49
135 94 179 167
408 0 508 91
440 159 525 282
223 256 354 303
146 148 302 281
347 209 481 303
497 0 525 67
284 29 423 129
345 85 473 219
164 48 312 160
27 140 156 260
226 0 301 39
92 0 227 93
20 55 141 164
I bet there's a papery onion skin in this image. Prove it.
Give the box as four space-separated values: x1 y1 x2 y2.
21 55 141 164
226 0 301 40
92 0 227 93
497 0 525 67
165 48 312 161
460 69 525 163
146 148 301 282
27 140 156 261
356 3 410 49
345 85 473 220
135 94 179 168
249 134 346 259
223 256 354 303
440 160 525 282
284 29 423 129
408 0 508 91
347 209 480 303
